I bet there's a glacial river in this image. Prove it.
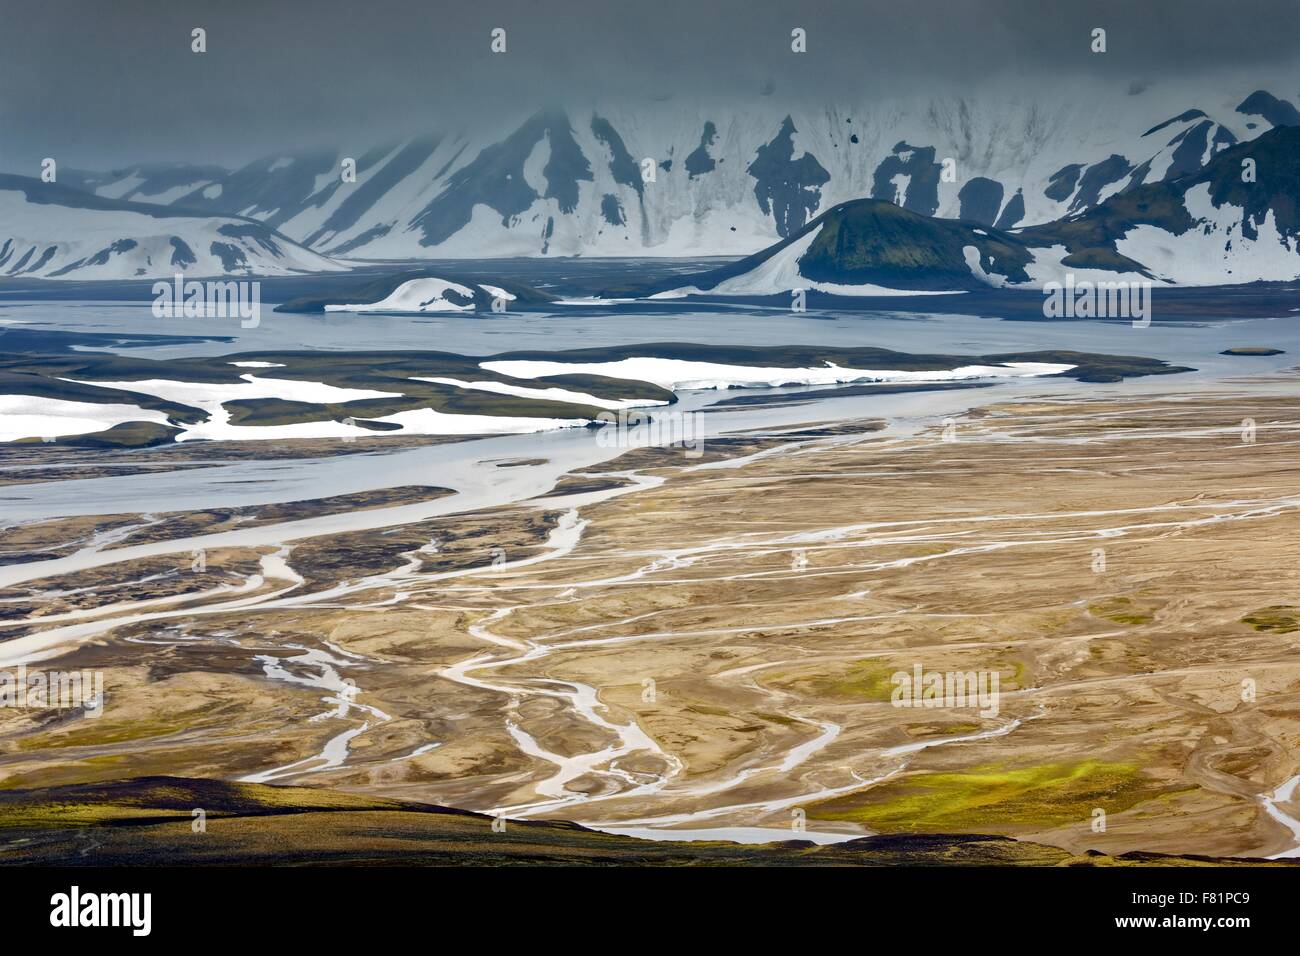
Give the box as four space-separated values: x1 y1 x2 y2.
3 295 1299 535
2 291 1299 852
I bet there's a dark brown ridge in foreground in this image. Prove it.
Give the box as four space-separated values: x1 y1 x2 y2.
0 777 1289 867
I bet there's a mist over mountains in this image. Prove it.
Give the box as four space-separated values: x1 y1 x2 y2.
5 77 1300 283
4 0 1299 169
3 0 1299 282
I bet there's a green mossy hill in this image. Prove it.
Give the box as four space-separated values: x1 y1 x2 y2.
653 198 1034 294
798 199 1033 289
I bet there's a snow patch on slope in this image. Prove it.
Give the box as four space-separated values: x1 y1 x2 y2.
49 372 597 442
481 357 1074 391
323 277 477 313
963 245 1011 288
0 396 170 442
1115 182 1300 285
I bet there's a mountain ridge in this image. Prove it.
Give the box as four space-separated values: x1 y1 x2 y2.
38 82 1300 260
0 173 343 280
643 125 1300 296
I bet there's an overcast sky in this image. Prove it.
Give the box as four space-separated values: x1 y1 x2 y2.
2 0 1298 171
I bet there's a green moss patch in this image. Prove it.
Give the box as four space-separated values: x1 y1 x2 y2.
1241 606 1300 634
1088 596 1156 626
812 759 1159 831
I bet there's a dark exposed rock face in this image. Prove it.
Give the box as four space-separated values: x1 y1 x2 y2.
411 110 593 248
303 138 439 248
1237 90 1300 128
958 177 1004 226
600 194 625 226
591 114 643 198
174 150 339 230
747 116 830 238
169 237 197 268
1163 120 1236 181
685 122 719 178
993 189 1025 230
1069 154 1133 212
1142 109 1208 137
1045 164 1083 202
871 142 941 217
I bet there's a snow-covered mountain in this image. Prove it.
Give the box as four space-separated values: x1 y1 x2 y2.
1019 124 1300 286
52 78 1300 261
61 163 228 206
0 174 344 280
652 124 1300 295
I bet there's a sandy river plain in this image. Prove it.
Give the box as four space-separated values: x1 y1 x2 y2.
1 375 1298 861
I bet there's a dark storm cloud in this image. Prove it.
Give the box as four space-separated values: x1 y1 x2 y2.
1 0 1297 171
